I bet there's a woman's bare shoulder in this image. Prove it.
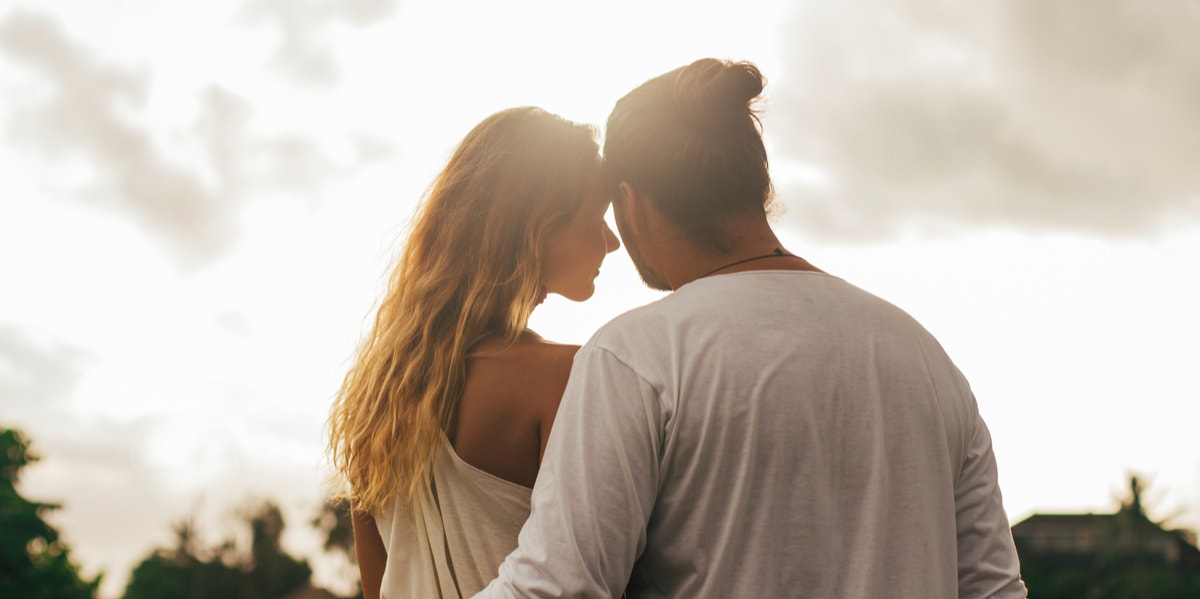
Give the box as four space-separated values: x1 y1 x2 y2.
453 332 578 482
469 332 579 395
454 334 580 486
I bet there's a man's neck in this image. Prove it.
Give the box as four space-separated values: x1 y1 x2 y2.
661 221 820 289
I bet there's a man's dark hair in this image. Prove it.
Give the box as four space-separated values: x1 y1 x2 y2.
604 58 773 244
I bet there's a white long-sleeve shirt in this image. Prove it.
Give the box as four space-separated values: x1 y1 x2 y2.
476 271 1027 598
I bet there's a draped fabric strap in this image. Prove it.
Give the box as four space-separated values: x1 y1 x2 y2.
374 433 531 598
430 473 464 598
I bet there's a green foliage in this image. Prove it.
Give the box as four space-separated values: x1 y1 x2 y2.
1021 560 1200 599
1017 474 1200 599
124 551 240 599
0 427 101 599
123 502 312 599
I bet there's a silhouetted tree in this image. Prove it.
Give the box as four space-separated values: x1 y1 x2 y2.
311 497 354 560
311 497 362 599
247 502 312 599
123 500 311 599
0 427 101 599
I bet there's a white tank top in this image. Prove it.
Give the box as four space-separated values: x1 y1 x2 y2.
374 434 532 598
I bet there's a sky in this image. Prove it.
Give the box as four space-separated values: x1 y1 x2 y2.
1 0 1198 596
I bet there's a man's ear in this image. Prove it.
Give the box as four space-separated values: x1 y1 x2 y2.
616 181 644 235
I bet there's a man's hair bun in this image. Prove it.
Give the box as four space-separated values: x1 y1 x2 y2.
674 59 765 132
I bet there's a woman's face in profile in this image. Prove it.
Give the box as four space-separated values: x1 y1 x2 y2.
541 187 621 302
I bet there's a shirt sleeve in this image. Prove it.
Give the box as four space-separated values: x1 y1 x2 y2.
473 343 663 599
955 408 1028 598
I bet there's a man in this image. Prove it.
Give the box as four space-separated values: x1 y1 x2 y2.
475 58 1027 598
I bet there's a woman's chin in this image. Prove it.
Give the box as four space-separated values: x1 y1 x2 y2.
556 285 596 303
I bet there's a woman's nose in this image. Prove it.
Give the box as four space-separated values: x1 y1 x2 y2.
604 223 621 253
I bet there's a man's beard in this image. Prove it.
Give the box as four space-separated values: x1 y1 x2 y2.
614 210 672 291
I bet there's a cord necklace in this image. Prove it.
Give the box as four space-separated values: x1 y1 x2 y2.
699 247 795 278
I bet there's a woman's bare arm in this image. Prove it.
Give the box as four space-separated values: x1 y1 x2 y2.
352 502 386 599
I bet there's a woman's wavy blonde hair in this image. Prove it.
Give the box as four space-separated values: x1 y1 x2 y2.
328 107 602 515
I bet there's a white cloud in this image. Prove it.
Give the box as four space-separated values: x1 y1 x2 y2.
0 324 92 415
768 0 1200 239
0 10 235 266
0 9 392 268
239 0 403 86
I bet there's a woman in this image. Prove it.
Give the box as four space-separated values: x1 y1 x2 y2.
327 107 620 598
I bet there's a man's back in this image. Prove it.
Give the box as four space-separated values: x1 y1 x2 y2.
478 270 1026 598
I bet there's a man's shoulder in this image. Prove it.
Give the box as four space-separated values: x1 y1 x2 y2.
569 296 684 374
